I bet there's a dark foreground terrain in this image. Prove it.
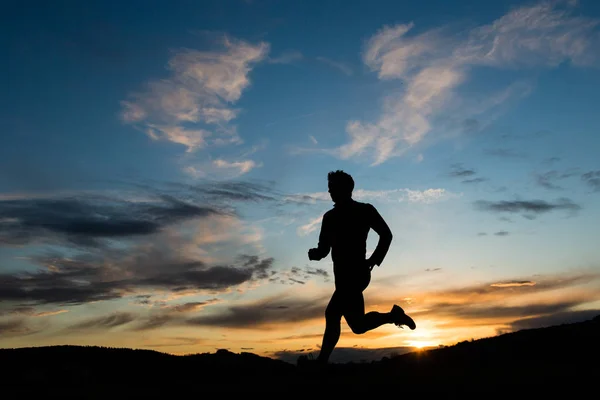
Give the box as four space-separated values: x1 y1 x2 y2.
2 316 599 397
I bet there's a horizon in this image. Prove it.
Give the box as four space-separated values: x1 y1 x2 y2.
1 0 600 363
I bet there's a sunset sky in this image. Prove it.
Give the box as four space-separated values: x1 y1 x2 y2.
1 0 600 363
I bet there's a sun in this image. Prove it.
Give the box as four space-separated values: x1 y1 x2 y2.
406 340 438 349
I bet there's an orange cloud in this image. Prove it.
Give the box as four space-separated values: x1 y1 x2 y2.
490 281 536 288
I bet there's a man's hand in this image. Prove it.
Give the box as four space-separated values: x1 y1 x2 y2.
308 248 321 261
365 258 376 271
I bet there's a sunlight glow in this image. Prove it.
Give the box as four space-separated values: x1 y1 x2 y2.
407 340 439 349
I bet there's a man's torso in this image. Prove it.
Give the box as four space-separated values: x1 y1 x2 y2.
323 200 373 288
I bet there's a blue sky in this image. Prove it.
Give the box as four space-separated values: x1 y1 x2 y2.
1 0 600 361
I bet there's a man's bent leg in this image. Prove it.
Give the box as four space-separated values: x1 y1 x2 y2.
344 290 392 334
317 291 343 364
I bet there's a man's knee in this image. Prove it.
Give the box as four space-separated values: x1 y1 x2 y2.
325 306 342 322
346 317 367 334
325 299 342 322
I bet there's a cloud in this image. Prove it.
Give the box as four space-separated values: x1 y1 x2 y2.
70 298 221 332
326 0 599 165
449 164 476 178
581 170 600 192
507 309 600 331
0 177 281 248
474 198 581 218
186 294 327 329
419 300 585 321
535 168 585 190
483 148 527 159
0 180 282 306
120 34 269 152
69 312 136 331
315 56 353 76
184 157 262 180
270 266 330 285
0 319 36 337
462 178 487 184
441 273 595 299
296 215 323 236
536 170 567 190
448 164 487 184
268 50 303 64
409 272 600 325
0 246 276 306
0 192 223 246
490 280 535 288
65 270 597 336
1 307 68 317
164 299 219 313
213 159 260 176
184 271 599 333
288 188 460 205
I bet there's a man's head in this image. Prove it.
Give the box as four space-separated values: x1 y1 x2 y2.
327 170 354 203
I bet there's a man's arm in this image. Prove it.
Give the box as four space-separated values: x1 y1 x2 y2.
308 213 331 261
367 204 393 267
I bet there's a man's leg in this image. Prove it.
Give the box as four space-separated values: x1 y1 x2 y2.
316 291 343 364
343 290 393 334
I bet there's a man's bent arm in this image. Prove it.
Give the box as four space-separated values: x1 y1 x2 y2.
314 214 331 260
368 205 393 266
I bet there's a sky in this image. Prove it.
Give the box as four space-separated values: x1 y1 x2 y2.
1 0 600 363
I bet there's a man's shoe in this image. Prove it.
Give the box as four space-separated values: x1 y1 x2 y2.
391 304 416 330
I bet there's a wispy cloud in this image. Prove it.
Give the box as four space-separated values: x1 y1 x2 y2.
449 164 476 178
69 312 136 331
490 280 535 288
484 148 527 159
474 197 581 218
162 299 220 313
448 163 487 184
0 319 39 337
534 168 580 190
186 294 326 329
581 170 600 192
268 50 303 64
147 270 600 335
296 215 323 236
325 0 599 165
184 159 261 179
2 307 69 317
215 159 260 175
0 181 281 306
288 188 460 205
270 266 330 285
0 192 223 247
120 34 269 152
315 56 353 76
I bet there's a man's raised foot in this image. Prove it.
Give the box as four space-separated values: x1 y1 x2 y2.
391 304 416 330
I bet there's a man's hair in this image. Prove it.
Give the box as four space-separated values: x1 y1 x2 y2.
327 170 354 194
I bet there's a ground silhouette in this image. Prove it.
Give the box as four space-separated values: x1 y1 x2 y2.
2 315 598 396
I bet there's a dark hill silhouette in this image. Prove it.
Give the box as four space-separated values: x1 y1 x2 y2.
2 315 598 396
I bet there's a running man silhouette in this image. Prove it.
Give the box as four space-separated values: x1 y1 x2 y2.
299 170 416 366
